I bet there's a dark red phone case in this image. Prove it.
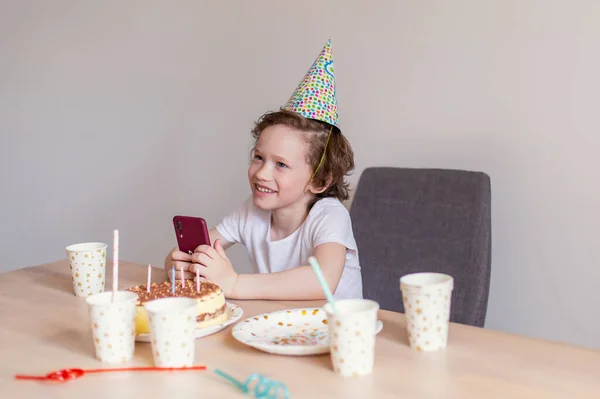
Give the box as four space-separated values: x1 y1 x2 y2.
172 216 211 255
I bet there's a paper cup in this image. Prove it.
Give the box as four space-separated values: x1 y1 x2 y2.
400 272 454 351
323 299 379 377
144 297 197 368
66 242 107 297
86 291 137 363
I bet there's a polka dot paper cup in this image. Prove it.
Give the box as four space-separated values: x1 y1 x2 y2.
144 297 197 368
400 273 454 352
66 242 107 297
86 291 137 363
323 299 380 377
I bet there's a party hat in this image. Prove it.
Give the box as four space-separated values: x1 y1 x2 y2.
282 39 339 127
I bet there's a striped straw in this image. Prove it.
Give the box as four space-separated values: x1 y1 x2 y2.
112 229 119 301
308 256 337 314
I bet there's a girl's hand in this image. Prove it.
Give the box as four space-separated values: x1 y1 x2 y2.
190 240 239 297
164 247 195 280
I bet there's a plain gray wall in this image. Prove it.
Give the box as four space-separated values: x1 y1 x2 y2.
1 0 599 349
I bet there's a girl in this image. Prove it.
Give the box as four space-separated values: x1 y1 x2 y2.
165 40 363 300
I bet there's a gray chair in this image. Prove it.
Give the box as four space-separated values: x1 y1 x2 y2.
349 167 491 327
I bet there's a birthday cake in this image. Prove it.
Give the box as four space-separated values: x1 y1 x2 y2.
128 280 227 335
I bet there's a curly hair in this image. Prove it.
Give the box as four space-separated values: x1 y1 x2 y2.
251 109 355 209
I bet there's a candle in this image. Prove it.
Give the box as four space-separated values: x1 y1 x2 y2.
112 229 119 301
180 267 184 289
171 265 175 294
196 269 200 292
146 264 151 293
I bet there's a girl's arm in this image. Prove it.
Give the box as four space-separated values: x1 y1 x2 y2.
230 242 346 300
209 228 234 250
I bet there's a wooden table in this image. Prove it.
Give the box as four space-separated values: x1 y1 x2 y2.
1 261 599 398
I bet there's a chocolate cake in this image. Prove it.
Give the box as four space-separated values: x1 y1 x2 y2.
128 280 227 334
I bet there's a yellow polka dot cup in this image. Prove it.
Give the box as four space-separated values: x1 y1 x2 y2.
144 297 197 368
66 242 107 298
86 291 137 363
400 273 454 352
323 299 380 377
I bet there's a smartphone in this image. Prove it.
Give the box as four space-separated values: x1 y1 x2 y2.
172 216 211 255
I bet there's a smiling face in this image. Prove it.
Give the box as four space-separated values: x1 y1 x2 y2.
248 124 316 213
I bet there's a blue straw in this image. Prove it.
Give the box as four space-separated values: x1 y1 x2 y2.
171 265 175 294
214 369 246 392
308 256 338 314
214 369 289 399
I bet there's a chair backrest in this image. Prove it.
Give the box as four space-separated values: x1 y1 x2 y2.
350 167 491 327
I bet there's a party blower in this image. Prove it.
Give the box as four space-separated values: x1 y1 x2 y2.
16 366 289 398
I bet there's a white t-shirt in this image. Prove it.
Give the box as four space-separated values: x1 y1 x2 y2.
216 197 363 300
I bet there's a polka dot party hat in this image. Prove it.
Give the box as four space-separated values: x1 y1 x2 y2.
282 39 339 128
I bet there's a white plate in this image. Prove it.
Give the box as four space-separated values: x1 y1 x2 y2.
136 302 243 343
232 307 383 356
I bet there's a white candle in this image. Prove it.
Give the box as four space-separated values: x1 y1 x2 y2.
147 264 151 293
